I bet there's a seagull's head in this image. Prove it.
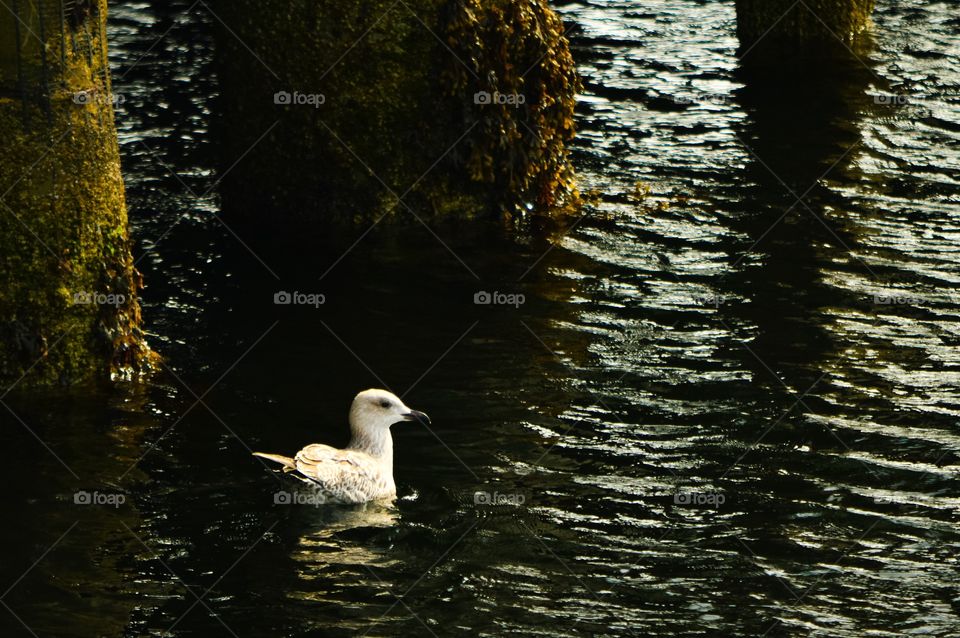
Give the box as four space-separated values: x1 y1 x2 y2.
349 388 431 433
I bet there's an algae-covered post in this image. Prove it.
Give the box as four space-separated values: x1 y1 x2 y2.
213 0 581 221
734 0 875 58
0 0 153 385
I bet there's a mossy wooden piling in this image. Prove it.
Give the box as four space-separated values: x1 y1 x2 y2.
0 0 153 385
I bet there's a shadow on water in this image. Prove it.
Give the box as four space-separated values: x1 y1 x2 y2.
719 52 876 448
0 385 158 637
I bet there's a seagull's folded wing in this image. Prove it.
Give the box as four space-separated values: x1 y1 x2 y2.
293 444 383 502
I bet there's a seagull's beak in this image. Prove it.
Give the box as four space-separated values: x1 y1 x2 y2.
402 409 431 425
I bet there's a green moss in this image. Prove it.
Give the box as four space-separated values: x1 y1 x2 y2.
214 0 581 221
0 0 154 385
442 0 582 214
734 0 876 58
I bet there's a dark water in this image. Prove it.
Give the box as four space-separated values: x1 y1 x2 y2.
3 1 959 636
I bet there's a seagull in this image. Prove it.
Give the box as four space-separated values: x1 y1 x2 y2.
253 389 430 504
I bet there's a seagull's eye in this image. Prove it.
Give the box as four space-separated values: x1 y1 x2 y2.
379 399 391 409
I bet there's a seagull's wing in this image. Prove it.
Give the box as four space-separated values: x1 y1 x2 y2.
292 444 388 503
252 452 297 470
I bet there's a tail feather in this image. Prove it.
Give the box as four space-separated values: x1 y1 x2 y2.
253 452 297 471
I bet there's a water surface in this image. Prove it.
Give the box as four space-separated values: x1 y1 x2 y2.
2 1 959 636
